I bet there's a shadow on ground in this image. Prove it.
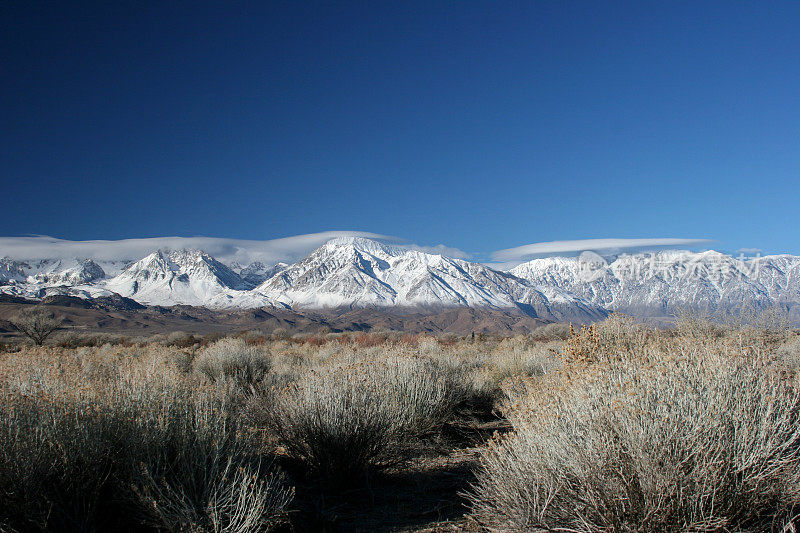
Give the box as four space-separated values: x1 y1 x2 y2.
286 448 482 532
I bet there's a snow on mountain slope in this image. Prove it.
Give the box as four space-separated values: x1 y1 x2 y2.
12 238 800 321
0 257 115 301
3 239 606 320
0 283 118 301
102 250 262 307
749 255 800 304
511 250 795 316
31 259 106 285
254 237 606 321
0 258 28 284
231 261 288 286
0 257 129 284
259 237 506 308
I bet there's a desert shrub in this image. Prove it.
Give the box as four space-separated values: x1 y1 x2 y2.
165 331 200 348
531 322 572 341
324 331 344 342
416 335 445 356
130 391 293 532
290 332 330 346
723 305 792 332
673 307 726 339
469 335 800 532
168 349 197 374
730 308 792 351
304 335 327 347
136 457 292 533
240 329 266 341
439 332 461 345
488 342 558 384
561 315 654 365
194 337 271 386
0 388 129 530
56 331 131 348
777 334 800 372
351 331 387 347
0 342 21 353
673 307 791 347
270 328 290 341
200 331 227 346
258 354 470 481
0 347 292 532
399 332 423 347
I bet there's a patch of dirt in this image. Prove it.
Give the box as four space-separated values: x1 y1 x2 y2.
288 447 485 532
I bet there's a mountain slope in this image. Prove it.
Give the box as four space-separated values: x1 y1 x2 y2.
11 239 800 322
102 250 257 307
231 261 288 286
0 259 28 284
255 237 606 321
511 250 796 317
32 259 106 285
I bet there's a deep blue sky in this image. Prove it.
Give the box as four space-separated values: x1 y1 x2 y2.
2 1 799 257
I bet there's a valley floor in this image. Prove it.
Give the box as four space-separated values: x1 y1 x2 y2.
3 315 800 532
0 296 554 341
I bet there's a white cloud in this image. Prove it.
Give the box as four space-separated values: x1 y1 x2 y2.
0 232 471 265
737 247 762 255
491 237 714 264
0 234 712 269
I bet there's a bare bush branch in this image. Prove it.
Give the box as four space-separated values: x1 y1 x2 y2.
10 308 63 346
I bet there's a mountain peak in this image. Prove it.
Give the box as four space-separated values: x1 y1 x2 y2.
251 237 606 320
322 236 403 256
511 250 800 317
6 241 798 322
102 248 249 306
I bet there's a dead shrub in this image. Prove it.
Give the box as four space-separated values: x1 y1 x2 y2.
352 331 386 348
194 337 271 387
531 322 572 341
469 328 800 532
257 354 470 481
0 350 292 532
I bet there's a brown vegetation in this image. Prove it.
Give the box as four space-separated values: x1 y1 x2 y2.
469 315 800 532
2 316 800 531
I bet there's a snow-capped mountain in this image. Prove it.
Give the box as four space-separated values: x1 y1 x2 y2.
0 258 28 284
31 259 106 285
4 237 800 322
0 257 128 284
0 257 118 301
253 237 605 321
231 261 288 286
0 238 606 321
510 250 800 317
102 250 254 307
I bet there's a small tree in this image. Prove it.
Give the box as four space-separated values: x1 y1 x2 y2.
11 308 63 346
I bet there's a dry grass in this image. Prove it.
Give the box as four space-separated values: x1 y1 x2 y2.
3 319 800 532
194 337 272 386
254 353 474 481
0 345 292 532
0 333 497 530
469 315 800 532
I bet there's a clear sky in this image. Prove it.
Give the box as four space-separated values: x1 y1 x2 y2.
2 1 799 259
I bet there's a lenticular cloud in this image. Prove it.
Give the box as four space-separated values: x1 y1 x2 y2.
491 237 713 263
0 232 399 265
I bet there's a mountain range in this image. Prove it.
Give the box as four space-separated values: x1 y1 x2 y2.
2 237 799 322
